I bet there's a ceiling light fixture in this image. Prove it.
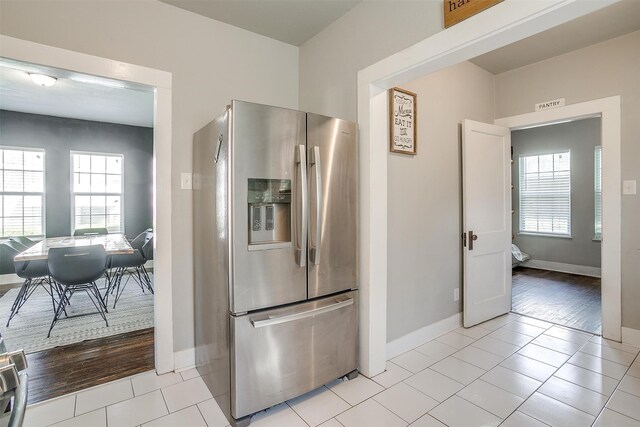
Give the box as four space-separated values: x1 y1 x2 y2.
29 73 57 87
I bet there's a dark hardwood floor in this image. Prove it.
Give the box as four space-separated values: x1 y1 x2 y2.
512 267 601 334
25 328 155 404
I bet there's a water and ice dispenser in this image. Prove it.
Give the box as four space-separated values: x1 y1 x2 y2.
248 178 291 248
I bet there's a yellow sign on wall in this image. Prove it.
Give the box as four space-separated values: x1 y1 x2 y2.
443 0 504 28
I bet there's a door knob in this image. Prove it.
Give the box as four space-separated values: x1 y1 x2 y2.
468 231 478 250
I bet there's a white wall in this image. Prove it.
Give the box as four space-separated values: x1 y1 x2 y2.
299 1 443 121
298 1 501 344
387 61 494 341
495 30 640 330
0 0 299 352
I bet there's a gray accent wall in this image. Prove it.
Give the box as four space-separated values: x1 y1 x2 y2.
0 0 300 352
512 118 602 268
0 110 153 239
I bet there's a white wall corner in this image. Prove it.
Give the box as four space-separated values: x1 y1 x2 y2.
386 313 462 360
173 347 195 372
622 327 640 348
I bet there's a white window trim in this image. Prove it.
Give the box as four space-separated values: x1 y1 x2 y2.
594 145 602 241
70 150 124 235
0 145 46 238
517 231 573 239
518 151 572 238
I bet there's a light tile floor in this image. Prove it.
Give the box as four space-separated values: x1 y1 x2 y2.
24 313 640 427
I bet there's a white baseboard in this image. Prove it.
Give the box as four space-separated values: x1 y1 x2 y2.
386 313 462 360
522 259 601 278
622 327 640 348
174 347 196 372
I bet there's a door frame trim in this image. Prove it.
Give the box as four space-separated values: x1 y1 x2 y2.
356 0 620 377
495 96 622 341
0 35 176 373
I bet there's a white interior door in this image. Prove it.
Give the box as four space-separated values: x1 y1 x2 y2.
462 119 512 327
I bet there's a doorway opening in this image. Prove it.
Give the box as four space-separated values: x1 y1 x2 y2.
0 56 163 403
495 95 621 342
358 0 632 376
510 118 603 335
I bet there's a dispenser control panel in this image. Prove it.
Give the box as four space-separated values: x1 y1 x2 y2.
248 179 291 247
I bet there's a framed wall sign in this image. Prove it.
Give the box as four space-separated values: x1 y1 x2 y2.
389 87 417 155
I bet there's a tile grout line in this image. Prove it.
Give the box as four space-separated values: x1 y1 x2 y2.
438 324 558 423
328 379 407 426
437 324 585 425
73 394 78 418
371 389 425 425
402 326 566 424
490 327 640 426
317 384 353 420
453 388 516 422
536 377 609 410
602 406 640 424
193 402 206 426
566 352 633 379
283 397 312 427
556 338 640 424
590 350 640 425
158 387 170 415
497 412 552 427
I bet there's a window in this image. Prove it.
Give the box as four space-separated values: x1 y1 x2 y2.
0 147 45 237
594 145 602 240
519 151 571 236
71 152 123 234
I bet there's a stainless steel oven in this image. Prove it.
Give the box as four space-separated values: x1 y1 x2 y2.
0 336 28 427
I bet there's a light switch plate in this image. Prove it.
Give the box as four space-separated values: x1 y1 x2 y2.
623 180 636 195
454 288 460 302
181 173 193 190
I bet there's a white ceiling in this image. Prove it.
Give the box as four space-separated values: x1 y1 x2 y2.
0 59 154 128
159 0 361 46
470 0 640 75
2 1 638 126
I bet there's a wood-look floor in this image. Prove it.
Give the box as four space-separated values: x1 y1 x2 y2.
512 267 601 334
25 328 155 404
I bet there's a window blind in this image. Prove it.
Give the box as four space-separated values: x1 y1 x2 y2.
594 145 602 240
519 152 571 236
71 152 124 234
0 147 46 237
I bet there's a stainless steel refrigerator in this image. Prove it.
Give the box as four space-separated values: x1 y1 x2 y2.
193 100 358 426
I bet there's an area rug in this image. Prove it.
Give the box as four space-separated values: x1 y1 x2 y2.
0 273 154 354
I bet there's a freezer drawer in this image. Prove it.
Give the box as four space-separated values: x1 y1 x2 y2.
230 291 358 419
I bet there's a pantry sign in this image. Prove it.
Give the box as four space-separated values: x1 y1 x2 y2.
443 0 503 28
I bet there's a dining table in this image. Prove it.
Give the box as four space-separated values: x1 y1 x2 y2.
14 234 134 262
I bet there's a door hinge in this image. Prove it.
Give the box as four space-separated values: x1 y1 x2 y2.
461 232 467 248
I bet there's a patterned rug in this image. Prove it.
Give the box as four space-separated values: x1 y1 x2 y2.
0 273 154 354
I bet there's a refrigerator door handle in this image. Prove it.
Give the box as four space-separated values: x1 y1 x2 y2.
309 146 323 265
251 298 354 328
296 145 308 267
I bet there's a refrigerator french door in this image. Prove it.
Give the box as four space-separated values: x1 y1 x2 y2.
194 101 358 427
